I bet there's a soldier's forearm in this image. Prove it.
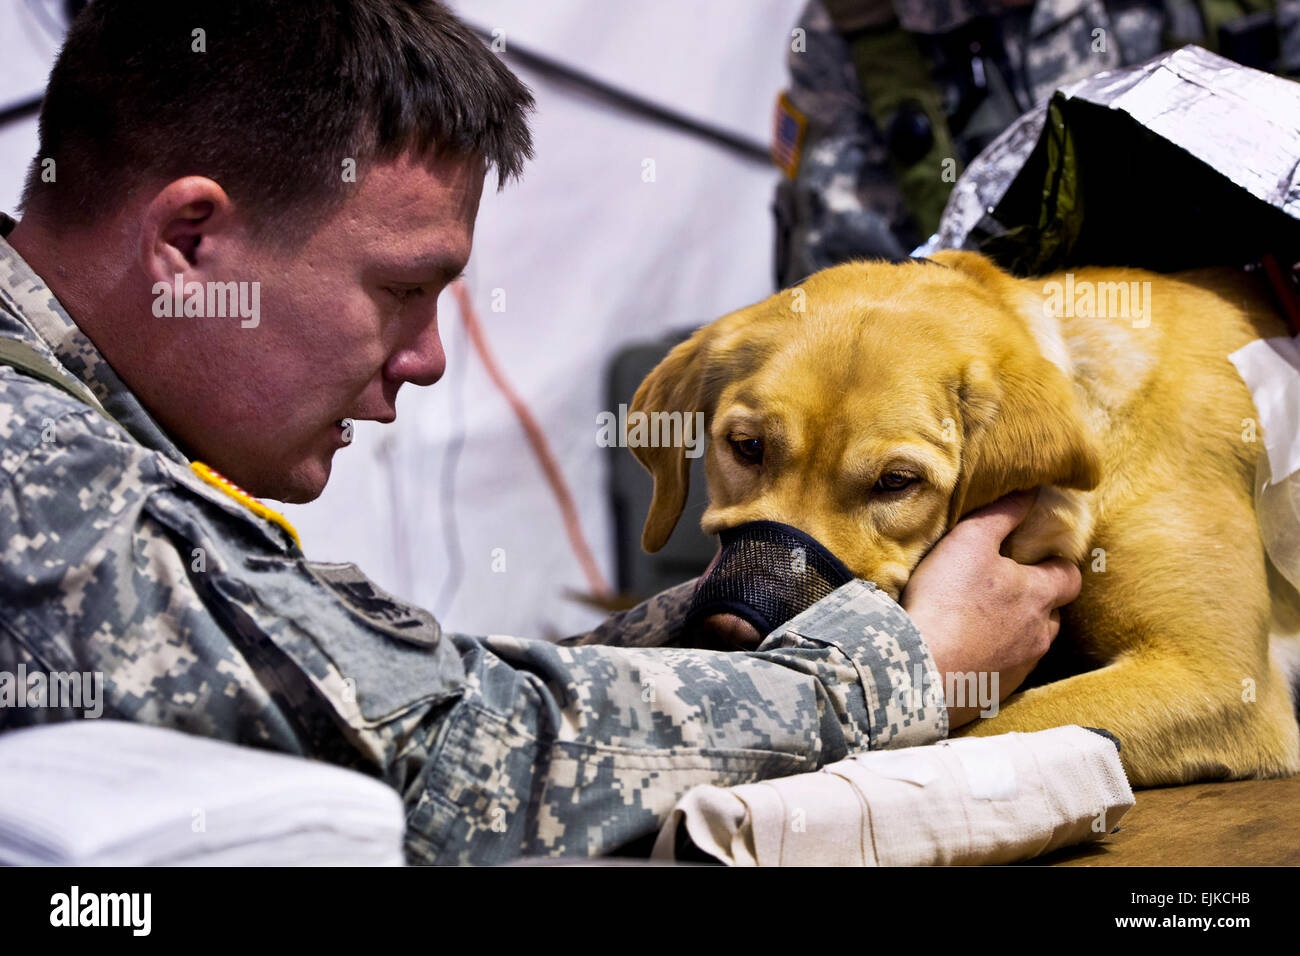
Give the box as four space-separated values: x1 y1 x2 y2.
756 578 949 752
556 577 946 751
413 581 945 861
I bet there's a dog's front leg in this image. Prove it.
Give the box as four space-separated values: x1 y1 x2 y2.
953 653 1300 787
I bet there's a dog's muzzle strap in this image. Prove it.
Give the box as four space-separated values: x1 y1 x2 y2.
684 521 855 638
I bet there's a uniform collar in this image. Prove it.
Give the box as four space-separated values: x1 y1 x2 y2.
0 212 188 464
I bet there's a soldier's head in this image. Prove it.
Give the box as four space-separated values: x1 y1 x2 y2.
13 0 533 502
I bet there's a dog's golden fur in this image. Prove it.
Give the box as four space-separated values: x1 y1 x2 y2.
631 250 1300 786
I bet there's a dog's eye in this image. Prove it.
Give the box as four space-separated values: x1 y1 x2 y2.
874 471 917 493
730 437 764 464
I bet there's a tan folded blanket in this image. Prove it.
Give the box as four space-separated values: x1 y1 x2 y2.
651 725 1134 866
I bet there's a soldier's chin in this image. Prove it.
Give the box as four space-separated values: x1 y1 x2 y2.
272 454 333 504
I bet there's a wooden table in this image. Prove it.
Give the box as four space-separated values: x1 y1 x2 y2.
1038 775 1300 865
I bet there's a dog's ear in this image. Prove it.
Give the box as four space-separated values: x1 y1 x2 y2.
928 249 1101 525
948 355 1101 528
630 331 708 552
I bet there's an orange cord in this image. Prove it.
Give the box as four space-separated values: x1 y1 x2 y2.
449 280 613 598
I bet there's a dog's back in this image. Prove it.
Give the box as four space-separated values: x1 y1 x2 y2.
993 263 1300 779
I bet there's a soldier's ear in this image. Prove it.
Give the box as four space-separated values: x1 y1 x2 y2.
630 332 709 553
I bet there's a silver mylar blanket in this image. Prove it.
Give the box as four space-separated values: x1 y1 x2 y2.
927 44 1300 274
923 43 1300 594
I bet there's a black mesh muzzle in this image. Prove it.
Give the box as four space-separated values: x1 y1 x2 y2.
684 521 855 640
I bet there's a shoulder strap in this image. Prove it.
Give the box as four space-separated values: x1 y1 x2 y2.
823 0 959 238
0 336 119 427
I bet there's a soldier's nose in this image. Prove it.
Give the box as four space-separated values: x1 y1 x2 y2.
386 324 446 387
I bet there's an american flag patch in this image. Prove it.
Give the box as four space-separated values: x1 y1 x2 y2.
772 91 807 179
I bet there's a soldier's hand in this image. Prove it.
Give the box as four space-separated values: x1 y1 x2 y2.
900 491 1082 729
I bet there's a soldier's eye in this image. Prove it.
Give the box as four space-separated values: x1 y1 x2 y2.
874 471 917 493
730 436 764 465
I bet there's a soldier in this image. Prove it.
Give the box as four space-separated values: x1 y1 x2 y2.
775 0 1300 287
0 0 1077 863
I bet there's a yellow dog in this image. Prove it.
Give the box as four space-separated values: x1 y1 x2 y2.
630 250 1300 786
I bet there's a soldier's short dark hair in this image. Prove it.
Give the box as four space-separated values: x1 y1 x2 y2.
20 0 534 241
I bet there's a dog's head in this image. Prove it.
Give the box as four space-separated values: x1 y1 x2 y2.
631 251 1101 621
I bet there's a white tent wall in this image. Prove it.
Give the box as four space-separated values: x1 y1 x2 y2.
0 0 806 640
0 2 65 211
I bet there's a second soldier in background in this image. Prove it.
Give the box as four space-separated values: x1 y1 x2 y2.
773 0 1300 286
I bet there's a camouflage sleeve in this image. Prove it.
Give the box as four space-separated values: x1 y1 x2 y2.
557 578 698 648
557 576 946 749
760 579 948 751
420 579 946 862
0 386 945 863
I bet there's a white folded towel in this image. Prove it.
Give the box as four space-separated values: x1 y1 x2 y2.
0 721 406 865
651 725 1134 866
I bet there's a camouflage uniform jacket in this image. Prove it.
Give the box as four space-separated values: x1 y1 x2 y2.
0 213 946 863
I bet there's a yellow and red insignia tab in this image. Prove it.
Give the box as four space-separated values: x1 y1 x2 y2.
190 461 301 549
772 90 808 180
